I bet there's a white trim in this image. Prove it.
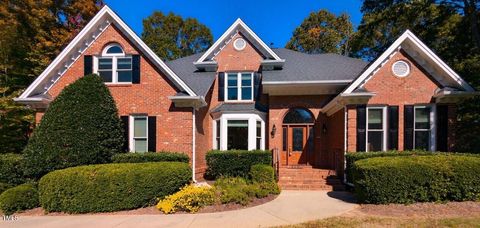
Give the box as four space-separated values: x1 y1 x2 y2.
129 115 148 152
101 43 125 56
262 80 352 85
195 18 283 63
192 108 197 182
225 72 254 102
392 60 410 77
96 55 132 84
214 113 265 151
18 5 197 101
366 106 387 152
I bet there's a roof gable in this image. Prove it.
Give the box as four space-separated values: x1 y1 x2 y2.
17 5 197 103
194 18 284 69
344 30 474 94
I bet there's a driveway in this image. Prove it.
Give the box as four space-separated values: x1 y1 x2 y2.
1 191 357 228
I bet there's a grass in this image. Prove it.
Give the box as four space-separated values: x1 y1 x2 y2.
279 216 480 228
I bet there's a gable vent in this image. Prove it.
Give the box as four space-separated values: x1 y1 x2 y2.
392 60 410 77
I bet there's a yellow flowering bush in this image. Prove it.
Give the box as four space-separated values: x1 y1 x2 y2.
156 185 215 214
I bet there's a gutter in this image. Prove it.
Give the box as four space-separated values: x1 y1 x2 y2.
192 108 197 183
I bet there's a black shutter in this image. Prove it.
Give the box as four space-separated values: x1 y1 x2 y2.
404 105 414 150
132 55 141 84
388 106 399 150
437 105 448 152
120 116 129 152
356 105 366 152
84 55 93 76
218 72 225 101
254 72 261 100
148 116 157 152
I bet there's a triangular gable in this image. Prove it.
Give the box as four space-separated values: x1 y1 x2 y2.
194 18 284 67
17 5 196 103
344 30 474 94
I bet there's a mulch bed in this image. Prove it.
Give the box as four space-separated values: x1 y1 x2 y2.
14 194 278 216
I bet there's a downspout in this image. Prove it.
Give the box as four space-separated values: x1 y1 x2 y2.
192 107 197 183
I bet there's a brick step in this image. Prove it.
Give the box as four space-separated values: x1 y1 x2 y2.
279 184 334 190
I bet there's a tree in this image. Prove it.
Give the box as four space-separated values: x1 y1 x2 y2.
23 75 124 179
286 10 354 55
0 0 102 153
141 11 213 61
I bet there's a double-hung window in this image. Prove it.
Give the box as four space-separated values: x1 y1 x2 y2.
132 116 148 152
95 43 132 83
226 72 253 101
366 107 386 151
414 106 431 150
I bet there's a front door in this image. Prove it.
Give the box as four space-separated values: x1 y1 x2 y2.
282 125 313 165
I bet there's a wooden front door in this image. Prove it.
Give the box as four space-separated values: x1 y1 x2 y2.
282 125 313 165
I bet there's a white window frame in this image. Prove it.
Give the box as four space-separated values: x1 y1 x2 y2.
366 106 387 152
413 105 436 151
93 43 132 84
225 72 254 102
129 115 148 152
212 113 265 151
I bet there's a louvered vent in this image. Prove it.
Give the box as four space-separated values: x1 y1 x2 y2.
392 60 410 77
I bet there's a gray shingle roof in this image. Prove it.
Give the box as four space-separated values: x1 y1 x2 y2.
210 103 268 114
263 48 368 82
165 52 216 97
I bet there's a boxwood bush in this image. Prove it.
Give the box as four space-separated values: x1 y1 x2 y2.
0 154 25 185
250 164 274 183
112 152 189 163
0 183 39 215
38 162 191 213
205 150 272 179
23 75 124 179
353 155 480 204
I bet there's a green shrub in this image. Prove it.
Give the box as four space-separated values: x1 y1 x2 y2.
38 162 191 213
156 185 215 214
250 164 274 183
0 183 39 215
0 183 12 195
112 152 189 163
205 150 272 179
214 177 280 206
353 155 480 204
0 154 25 185
23 75 124 179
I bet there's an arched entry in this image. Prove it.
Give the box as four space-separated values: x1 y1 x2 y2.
282 108 315 166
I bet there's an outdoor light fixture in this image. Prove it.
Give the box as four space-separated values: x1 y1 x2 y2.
271 124 276 138
322 124 327 134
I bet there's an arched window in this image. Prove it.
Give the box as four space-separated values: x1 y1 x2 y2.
283 108 314 124
96 43 132 83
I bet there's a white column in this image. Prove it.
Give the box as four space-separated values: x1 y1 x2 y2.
248 117 256 150
220 117 228 150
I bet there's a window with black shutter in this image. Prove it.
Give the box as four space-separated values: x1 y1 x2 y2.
356 105 366 152
388 106 399 150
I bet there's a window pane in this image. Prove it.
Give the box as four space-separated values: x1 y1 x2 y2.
256 121 261 149
283 108 314 124
216 120 220 149
117 58 132 69
368 109 383 129
227 74 237 86
106 45 123 54
98 58 112 69
134 139 147 152
415 107 430 129
227 88 238 100
292 128 304 151
118 71 132 82
241 87 252 100
282 127 287 151
368 131 383 151
99 71 112 82
134 117 147 138
241 74 252 86
227 120 248 150
415 131 429 150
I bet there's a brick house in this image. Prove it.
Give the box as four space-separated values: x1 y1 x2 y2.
16 6 477 189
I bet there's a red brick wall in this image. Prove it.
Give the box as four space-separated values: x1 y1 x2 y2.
42 24 193 157
327 109 345 175
345 49 453 152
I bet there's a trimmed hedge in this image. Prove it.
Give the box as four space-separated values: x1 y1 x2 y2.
0 154 25 185
250 164 274 183
112 152 189 163
23 75 124 179
39 162 191 213
205 150 272 179
353 155 480 204
0 183 39 215
0 183 12 195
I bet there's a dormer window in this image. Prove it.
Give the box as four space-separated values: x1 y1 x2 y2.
95 43 132 83
226 72 253 101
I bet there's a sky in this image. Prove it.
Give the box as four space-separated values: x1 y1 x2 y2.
104 0 363 48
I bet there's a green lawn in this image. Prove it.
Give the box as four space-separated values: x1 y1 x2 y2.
280 216 480 228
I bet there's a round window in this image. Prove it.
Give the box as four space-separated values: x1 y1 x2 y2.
392 60 410 77
233 38 246 51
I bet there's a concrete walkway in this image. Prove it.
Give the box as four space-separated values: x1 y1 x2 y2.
1 191 357 228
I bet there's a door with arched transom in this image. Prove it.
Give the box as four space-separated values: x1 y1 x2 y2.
281 108 314 166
